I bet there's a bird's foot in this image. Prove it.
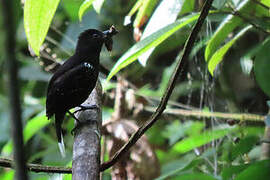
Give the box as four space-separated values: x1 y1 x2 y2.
67 110 81 123
73 104 99 114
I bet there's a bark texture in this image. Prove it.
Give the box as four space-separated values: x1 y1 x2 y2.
72 81 102 180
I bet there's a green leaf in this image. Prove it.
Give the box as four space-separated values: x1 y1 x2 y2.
205 0 251 62
24 0 60 56
62 0 83 21
78 0 95 21
222 164 249 180
107 13 200 80
207 25 252 75
172 127 234 154
1 112 49 155
155 154 198 180
179 0 195 16
171 173 217 180
235 160 270 180
230 135 259 161
138 0 184 66
254 38 270 97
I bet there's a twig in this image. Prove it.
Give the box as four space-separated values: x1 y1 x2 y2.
100 0 215 171
0 158 71 174
144 106 265 123
1 1 28 179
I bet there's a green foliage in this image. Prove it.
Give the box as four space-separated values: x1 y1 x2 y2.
205 0 251 62
1 112 49 155
235 160 270 180
24 0 60 56
107 13 200 80
207 25 252 75
172 127 234 154
1 0 269 179
254 38 270 97
78 0 95 21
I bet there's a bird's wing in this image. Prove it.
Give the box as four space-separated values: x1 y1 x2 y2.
46 62 98 117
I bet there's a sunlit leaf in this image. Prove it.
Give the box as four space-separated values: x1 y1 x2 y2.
107 13 200 80
138 0 183 66
78 0 95 21
205 0 251 62
24 0 60 56
207 25 252 75
172 127 234 154
62 0 83 21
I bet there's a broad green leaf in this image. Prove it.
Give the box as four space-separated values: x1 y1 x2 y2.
107 13 200 80
24 0 60 56
78 0 95 21
235 160 270 180
179 0 195 16
1 112 49 155
172 127 234 154
138 0 184 66
230 135 259 161
171 173 217 180
62 0 83 21
222 164 249 180
155 154 198 180
207 25 252 75
205 0 251 62
254 38 270 97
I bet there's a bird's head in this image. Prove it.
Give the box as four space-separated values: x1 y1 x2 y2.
76 26 118 56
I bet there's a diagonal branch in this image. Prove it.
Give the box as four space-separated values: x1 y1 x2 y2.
100 0 215 171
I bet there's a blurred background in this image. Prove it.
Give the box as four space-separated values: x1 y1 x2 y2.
0 0 270 179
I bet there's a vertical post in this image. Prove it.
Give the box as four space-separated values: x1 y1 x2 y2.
1 0 28 179
72 81 102 180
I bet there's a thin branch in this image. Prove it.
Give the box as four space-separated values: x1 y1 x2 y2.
100 0 215 171
144 106 265 123
1 1 28 179
0 158 71 174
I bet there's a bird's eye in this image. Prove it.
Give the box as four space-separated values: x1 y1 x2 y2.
92 34 100 38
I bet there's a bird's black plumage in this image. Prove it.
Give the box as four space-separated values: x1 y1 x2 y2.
46 27 118 150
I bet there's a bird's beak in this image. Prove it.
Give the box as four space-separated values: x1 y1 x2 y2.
103 25 118 51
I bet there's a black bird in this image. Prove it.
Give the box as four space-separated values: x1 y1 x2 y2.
46 26 118 156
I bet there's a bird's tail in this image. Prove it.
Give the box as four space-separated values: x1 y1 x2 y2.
55 112 66 158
